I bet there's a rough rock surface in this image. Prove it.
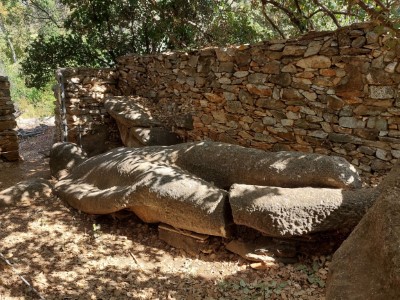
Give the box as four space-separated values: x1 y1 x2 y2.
105 97 181 147
52 143 230 237
170 141 361 189
326 162 400 299
51 141 362 238
50 142 87 180
229 184 378 237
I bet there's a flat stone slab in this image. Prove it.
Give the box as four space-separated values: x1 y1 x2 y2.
105 97 181 147
229 184 378 237
105 97 161 128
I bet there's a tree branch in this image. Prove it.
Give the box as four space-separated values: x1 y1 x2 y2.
312 0 341 27
260 1 286 39
261 0 307 33
26 0 62 28
354 0 399 35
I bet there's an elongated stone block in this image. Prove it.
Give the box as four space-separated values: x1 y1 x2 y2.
229 184 378 237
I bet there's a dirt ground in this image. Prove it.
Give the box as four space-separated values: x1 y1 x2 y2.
0 122 330 300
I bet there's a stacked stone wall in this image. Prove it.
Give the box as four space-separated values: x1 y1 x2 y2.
56 22 400 177
116 22 400 177
54 68 122 156
0 76 19 161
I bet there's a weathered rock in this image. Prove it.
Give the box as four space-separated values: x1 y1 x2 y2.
296 56 331 69
53 143 231 237
124 127 181 147
106 97 181 147
326 161 400 299
105 97 161 127
369 85 395 99
50 142 87 180
229 184 378 237
170 141 362 189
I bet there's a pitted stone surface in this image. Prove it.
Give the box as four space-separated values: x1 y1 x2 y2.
229 184 378 237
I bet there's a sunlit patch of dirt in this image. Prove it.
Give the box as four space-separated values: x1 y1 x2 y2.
0 121 329 299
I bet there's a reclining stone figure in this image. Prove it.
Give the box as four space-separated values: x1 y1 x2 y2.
51 141 374 238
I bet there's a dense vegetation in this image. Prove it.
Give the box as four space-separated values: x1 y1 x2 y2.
0 0 398 117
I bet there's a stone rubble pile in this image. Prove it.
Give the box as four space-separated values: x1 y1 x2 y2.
0 76 19 161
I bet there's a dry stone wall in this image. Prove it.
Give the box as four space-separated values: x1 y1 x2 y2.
56 22 400 177
54 68 122 156
0 76 19 161
116 22 400 177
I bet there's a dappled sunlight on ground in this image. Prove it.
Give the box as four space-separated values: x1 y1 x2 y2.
0 123 328 299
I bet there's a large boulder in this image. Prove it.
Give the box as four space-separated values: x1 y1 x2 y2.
326 162 400 299
229 184 378 237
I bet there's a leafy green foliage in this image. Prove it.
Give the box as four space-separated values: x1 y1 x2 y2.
22 33 110 88
2 0 400 106
22 0 263 89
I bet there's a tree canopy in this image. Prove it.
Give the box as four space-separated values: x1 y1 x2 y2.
1 0 399 92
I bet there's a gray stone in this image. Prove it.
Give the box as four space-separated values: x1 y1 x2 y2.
238 90 254 105
304 41 323 57
129 127 181 147
262 116 276 126
233 71 249 78
282 45 307 56
229 184 378 237
376 149 390 161
326 161 400 299
248 73 268 84
370 86 395 99
366 31 379 44
367 117 388 131
225 100 245 114
339 117 365 129
351 36 366 48
105 97 161 127
358 146 376 156
328 133 362 144
308 130 328 139
50 142 87 180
